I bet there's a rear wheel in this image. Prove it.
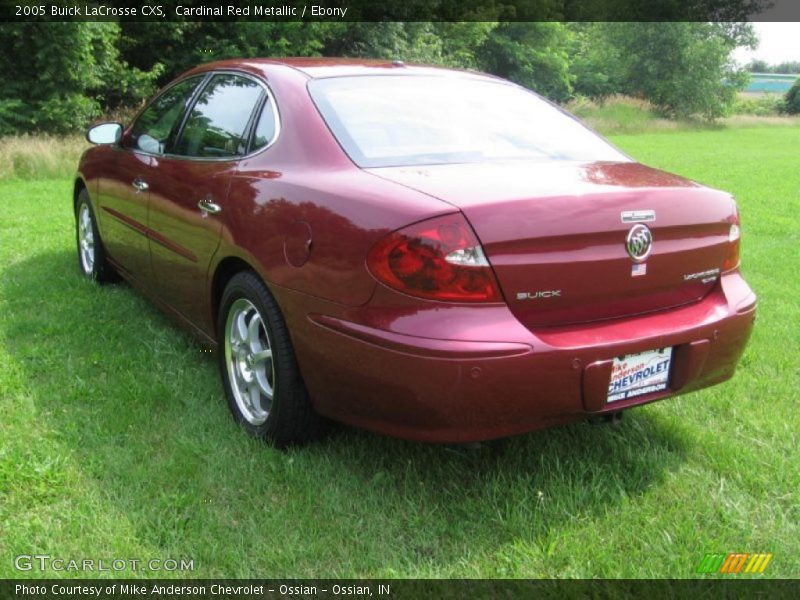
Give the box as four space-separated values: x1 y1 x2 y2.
218 271 324 447
75 189 115 283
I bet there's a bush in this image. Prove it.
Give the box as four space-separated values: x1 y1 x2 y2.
731 94 784 116
785 79 800 115
0 99 26 136
565 95 679 135
588 23 755 120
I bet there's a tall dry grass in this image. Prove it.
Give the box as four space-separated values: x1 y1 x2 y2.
566 95 686 134
567 94 799 135
0 135 89 180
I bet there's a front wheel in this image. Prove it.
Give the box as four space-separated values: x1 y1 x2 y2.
217 271 324 447
75 189 116 283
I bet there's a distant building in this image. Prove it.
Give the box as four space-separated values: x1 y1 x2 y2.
746 73 798 94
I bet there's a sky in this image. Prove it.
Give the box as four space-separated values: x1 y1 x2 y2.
732 23 800 66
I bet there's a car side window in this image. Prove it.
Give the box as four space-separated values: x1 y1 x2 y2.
128 77 203 155
173 74 263 159
250 97 277 151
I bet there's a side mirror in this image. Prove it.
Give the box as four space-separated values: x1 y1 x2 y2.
86 122 123 145
136 134 162 154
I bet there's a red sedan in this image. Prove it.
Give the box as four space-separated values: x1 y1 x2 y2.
76 58 756 445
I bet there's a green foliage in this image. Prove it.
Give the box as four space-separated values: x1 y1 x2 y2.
568 96 668 135
569 23 625 100
784 79 800 115
731 94 785 116
0 99 26 136
118 22 498 83
748 59 800 74
119 22 333 82
0 21 771 134
570 94 800 136
584 23 755 120
314 22 438 63
478 23 573 102
434 22 497 68
120 21 572 103
747 59 771 73
0 23 158 134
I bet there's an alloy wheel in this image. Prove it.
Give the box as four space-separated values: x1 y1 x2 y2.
224 298 275 425
78 203 95 274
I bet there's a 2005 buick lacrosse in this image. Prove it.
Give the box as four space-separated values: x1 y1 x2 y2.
75 58 756 445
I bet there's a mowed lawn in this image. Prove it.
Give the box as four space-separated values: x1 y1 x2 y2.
0 125 798 579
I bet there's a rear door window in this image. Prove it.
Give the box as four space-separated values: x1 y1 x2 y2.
173 74 263 159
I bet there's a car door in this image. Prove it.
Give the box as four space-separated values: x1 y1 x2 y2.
97 75 206 282
147 72 266 330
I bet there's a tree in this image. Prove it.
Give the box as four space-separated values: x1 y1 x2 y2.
569 23 625 99
477 22 573 101
785 78 800 114
0 23 158 133
772 61 800 74
434 22 497 69
119 22 335 85
747 59 770 73
746 60 800 74
596 22 755 119
0 20 763 134
118 22 495 86
317 22 436 63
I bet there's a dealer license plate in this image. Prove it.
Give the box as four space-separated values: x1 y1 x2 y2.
607 347 673 403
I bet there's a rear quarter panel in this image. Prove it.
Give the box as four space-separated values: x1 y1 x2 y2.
213 64 455 308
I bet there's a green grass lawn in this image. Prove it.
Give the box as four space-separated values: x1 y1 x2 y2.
0 125 798 579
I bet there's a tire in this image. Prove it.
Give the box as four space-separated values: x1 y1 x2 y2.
75 189 116 283
217 271 324 447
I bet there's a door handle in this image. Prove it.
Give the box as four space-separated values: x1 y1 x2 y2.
132 178 149 192
198 199 222 215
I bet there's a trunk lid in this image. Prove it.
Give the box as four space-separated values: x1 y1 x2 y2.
367 161 736 327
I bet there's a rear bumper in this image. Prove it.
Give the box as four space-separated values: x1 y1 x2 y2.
294 272 756 443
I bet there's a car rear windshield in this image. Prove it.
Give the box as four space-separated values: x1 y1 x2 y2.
308 75 629 168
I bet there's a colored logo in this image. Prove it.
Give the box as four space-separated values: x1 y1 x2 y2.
697 552 773 574
625 224 653 262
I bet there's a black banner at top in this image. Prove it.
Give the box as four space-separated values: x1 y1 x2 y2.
1 0 800 22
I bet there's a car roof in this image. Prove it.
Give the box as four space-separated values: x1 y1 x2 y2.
185 57 498 82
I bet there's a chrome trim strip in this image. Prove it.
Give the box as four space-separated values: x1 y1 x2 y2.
101 206 198 263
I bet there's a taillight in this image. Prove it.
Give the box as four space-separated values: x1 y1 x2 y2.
722 206 741 272
367 214 502 302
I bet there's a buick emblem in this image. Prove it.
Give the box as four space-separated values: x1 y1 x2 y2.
626 224 653 262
